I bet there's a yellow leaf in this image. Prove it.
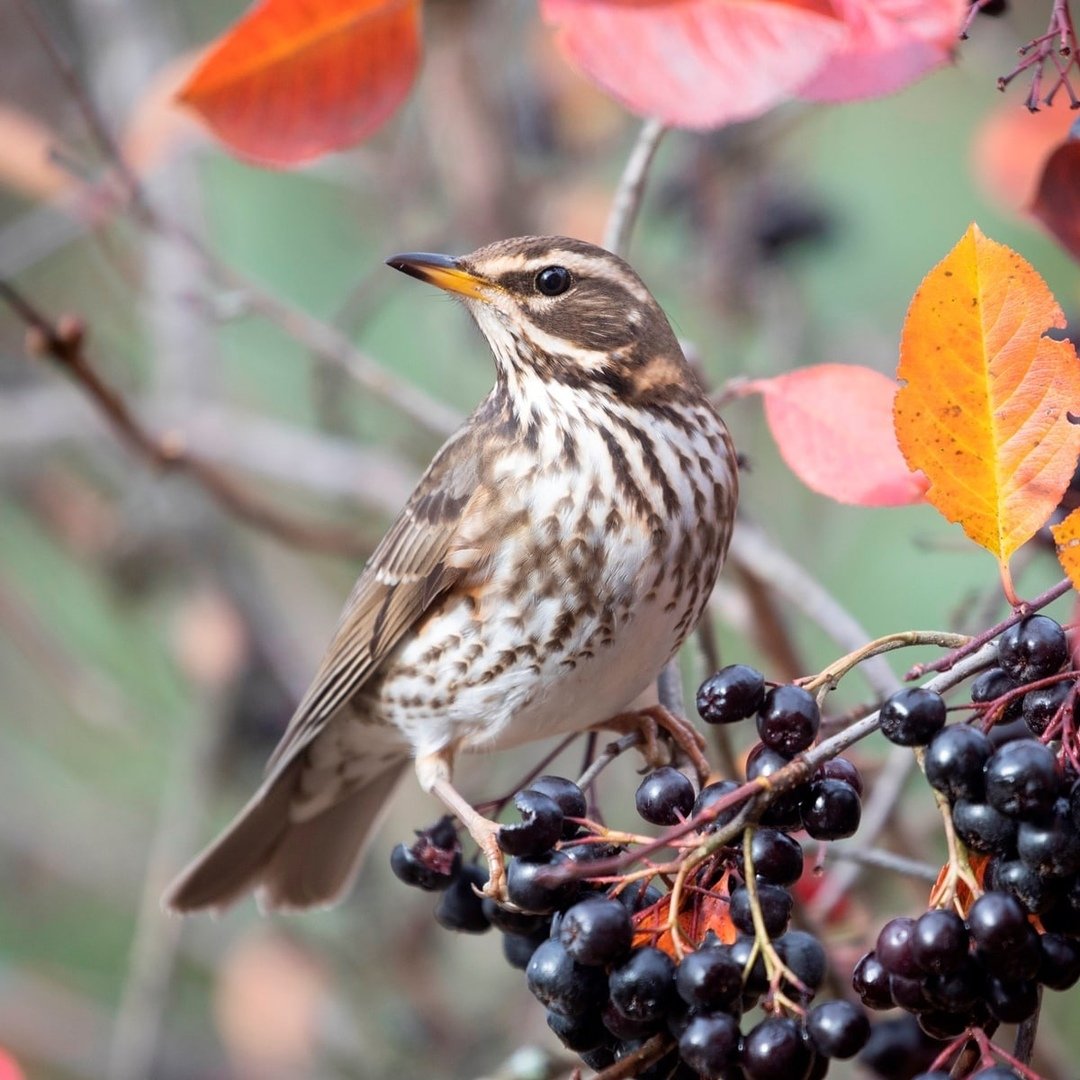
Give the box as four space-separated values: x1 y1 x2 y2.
894 223 1080 572
1052 507 1080 593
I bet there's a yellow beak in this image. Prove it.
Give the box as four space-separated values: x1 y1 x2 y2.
386 252 492 300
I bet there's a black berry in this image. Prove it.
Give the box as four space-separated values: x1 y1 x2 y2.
749 827 804 887
558 896 633 966
911 908 968 974
984 739 1062 821
636 766 695 825
729 882 792 938
530 775 587 838
498 789 564 856
852 951 893 1010
879 687 946 746
434 864 490 932
526 938 607 1016
697 663 766 724
806 999 870 1059
675 942 743 1010
952 799 1018 855
971 667 1022 723
609 946 677 1022
693 779 744 832
997 615 1068 683
389 817 461 890
506 849 579 912
678 1012 741 1077
924 724 991 803
801 778 861 840
1022 679 1073 736
757 683 821 756
742 1016 811 1080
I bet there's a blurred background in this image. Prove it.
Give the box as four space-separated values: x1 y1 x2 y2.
2 1 1079 1077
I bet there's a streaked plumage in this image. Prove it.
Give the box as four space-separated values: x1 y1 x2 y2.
165 236 738 913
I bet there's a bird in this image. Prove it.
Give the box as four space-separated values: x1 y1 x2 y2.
164 235 739 913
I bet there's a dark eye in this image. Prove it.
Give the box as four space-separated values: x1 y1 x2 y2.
535 266 572 297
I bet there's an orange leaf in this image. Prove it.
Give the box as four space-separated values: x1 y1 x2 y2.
631 876 736 957
1052 507 1080 593
540 0 846 129
745 365 928 506
798 0 965 103
178 0 421 167
928 850 988 916
895 224 1080 571
1031 123 1080 265
0 102 72 200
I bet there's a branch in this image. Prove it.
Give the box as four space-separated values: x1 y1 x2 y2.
0 283 370 557
603 118 667 258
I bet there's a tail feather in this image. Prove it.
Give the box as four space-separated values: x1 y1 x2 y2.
163 758 408 914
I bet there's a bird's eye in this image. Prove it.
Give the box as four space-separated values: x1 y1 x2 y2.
534 266 572 297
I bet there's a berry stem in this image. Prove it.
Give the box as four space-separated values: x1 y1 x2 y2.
590 1032 672 1080
923 759 981 910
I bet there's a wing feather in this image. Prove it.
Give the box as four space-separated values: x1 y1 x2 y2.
264 426 488 777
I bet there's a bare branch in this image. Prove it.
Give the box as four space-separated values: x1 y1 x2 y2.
603 118 667 258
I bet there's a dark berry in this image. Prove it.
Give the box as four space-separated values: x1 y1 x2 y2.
986 975 1039 1023
756 684 821 756
745 744 806 828
434 864 490 932
546 1006 608 1052
888 972 932 1011
986 856 1059 913
678 1012 741 1078
636 766 695 825
776 929 827 995
911 909 968 974
749 828 804 886
1023 679 1073 735
506 849 579 912
801 778 861 840
967 891 1031 955
697 663 766 724
806 1000 869 1059
497 789 564 856
502 929 546 970
985 739 1062 821
974 0 1008 16
858 1015 941 1080
693 779 744 832
976 922 1042 980
579 1045 616 1071
951 799 1018 854
971 667 1023 723
997 614 1068 683
852 951 893 1010
924 724 992 803
601 999 662 1041
614 882 664 914
562 838 624 873
816 756 864 796
525 938 607 1016
530 775 587 838
924 957 984 1012
729 882 792 938
879 687 946 746
1018 799 1080 877
676 943 743 1010
1038 931 1080 989
609 946 677 1022
728 934 768 994
875 916 919 978
481 898 548 935
389 816 461 890
558 896 632 966
742 1016 811 1080
916 1010 969 1039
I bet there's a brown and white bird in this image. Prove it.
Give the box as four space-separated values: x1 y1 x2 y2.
165 236 738 913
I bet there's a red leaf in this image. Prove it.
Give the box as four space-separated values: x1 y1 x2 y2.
798 0 965 102
178 0 421 167
540 0 846 129
1031 123 1080 264
744 364 928 506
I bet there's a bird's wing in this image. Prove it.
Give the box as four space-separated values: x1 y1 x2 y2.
264 425 491 777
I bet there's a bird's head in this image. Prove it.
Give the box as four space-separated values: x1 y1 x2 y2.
387 236 693 402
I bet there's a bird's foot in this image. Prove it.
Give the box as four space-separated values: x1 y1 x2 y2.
604 704 711 785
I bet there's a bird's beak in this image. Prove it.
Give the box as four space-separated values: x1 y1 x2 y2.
385 252 492 300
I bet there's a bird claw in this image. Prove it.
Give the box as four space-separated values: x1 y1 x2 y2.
604 704 711 785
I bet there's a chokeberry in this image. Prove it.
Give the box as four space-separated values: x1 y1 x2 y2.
997 615 1068 683
635 766 695 825
986 856 1058 913
986 975 1039 1023
693 779 744 832
875 916 920 978
506 849 579 912
389 817 461 890
879 687 946 746
951 799 1018 855
746 745 806 828
742 1016 811 1080
911 909 968 974
609 946 677 1022
775 929 827 994
801 778 861 840
748 827 804 886
434 864 490 932
971 666 1023 723
1017 800 1080 878
967 891 1031 955
756 683 820 756
1038 931 1080 990
530 775 587 838
675 942 743 1010
497 789 564 856
1022 679 1073 736
729 882 792 938
816 756 864 796
924 724 991 803
558 896 633 966
546 1006 608 1052
984 739 1061 821
526 938 608 1016
678 1012 741 1078
852 951 893 1010
697 663 766 724
806 1000 870 1059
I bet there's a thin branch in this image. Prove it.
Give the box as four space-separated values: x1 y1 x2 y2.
1014 989 1043 1067
825 843 941 883
0 283 370 557
603 118 667 258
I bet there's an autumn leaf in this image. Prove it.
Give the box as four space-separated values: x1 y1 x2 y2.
631 875 736 956
797 0 966 103
1052 507 1080 593
742 365 928 507
895 224 1080 579
178 0 421 167
1031 121 1080 265
539 0 847 129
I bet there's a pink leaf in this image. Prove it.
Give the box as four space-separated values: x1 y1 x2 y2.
798 0 965 103
540 0 846 129
745 365 928 506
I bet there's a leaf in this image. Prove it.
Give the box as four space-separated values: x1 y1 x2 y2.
1031 121 1080 265
539 0 846 129
178 0 421 167
895 224 1080 571
797 0 966 103
1052 507 1080 593
631 874 736 956
0 102 72 200
743 365 928 506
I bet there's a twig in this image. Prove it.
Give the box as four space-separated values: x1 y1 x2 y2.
0 283 370 557
576 733 642 791
603 118 667 258
824 844 941 883
591 1033 671 1080
1014 988 1043 1066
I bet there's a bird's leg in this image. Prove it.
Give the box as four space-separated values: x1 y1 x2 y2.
602 705 711 785
415 749 508 902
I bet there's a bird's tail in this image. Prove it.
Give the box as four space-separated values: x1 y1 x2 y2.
163 757 409 913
